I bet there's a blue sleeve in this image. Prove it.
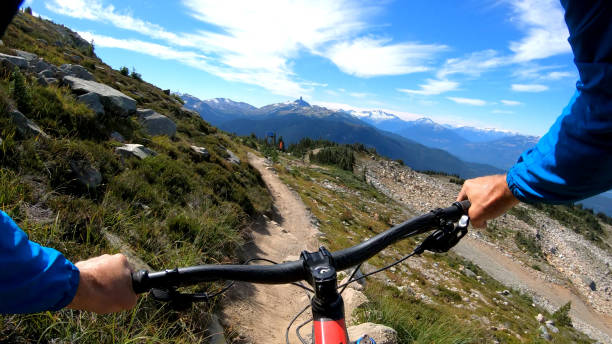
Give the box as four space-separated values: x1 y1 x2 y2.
506 0 612 204
0 211 80 314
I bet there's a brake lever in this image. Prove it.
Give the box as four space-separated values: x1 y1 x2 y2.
414 215 469 254
150 287 211 310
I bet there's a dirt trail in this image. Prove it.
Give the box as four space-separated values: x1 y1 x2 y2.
221 153 320 343
454 237 612 343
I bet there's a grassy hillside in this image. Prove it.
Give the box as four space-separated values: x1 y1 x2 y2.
1 11 271 342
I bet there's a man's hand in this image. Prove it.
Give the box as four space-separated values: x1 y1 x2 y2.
457 174 520 228
68 254 137 314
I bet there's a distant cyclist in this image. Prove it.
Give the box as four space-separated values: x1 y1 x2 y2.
458 0 612 227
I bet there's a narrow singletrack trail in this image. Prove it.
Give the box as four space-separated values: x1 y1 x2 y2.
221 153 320 343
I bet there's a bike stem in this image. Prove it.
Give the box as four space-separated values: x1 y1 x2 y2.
301 247 350 344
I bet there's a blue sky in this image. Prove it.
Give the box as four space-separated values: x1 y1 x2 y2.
26 0 577 136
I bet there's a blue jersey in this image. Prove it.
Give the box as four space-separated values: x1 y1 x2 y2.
507 0 612 203
0 211 79 313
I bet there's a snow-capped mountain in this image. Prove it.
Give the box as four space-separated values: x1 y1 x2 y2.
338 107 539 170
346 109 399 123
449 125 519 143
202 97 259 115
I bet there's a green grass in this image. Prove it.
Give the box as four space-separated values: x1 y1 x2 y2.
0 11 272 343
357 281 477 344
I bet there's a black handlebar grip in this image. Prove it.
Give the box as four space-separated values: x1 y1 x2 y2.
457 200 471 214
132 270 150 294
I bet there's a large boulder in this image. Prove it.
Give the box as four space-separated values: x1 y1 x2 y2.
63 76 136 116
0 52 28 68
110 131 126 143
78 92 105 115
9 109 49 138
190 145 210 160
14 50 38 62
137 109 176 136
69 160 102 189
60 64 94 81
225 148 240 164
39 69 56 79
347 323 398 344
343 288 368 325
115 144 156 160
30 58 55 73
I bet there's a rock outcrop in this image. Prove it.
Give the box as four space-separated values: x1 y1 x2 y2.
64 76 136 116
342 288 368 325
137 109 176 136
347 323 398 344
190 145 210 160
9 109 49 138
0 52 28 68
60 64 94 80
69 160 102 188
115 144 156 160
225 148 240 165
77 92 105 115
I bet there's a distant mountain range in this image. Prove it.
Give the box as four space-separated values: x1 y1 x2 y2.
180 94 612 215
346 109 539 170
180 94 502 178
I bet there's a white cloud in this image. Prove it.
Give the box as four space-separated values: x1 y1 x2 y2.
507 0 571 62
349 92 370 98
544 71 574 80
398 79 459 96
47 0 447 97
447 97 487 106
500 99 522 106
437 50 509 79
492 109 515 114
79 32 207 65
47 0 185 44
511 84 549 92
326 37 447 77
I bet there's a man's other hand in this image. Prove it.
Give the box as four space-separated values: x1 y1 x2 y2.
68 254 137 314
457 174 520 228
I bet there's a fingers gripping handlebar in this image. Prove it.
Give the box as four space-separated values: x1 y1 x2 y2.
132 200 470 294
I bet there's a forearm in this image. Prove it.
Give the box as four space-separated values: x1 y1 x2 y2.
507 90 612 204
0 211 80 314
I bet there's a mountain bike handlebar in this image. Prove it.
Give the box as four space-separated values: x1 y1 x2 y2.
132 200 470 293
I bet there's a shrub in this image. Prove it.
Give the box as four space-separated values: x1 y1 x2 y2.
309 146 355 171
130 67 142 81
9 67 32 114
552 302 572 327
119 66 129 76
514 231 542 258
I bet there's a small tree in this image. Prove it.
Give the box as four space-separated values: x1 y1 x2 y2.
130 67 142 81
119 66 129 76
9 67 31 114
552 301 572 327
24 7 33 15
